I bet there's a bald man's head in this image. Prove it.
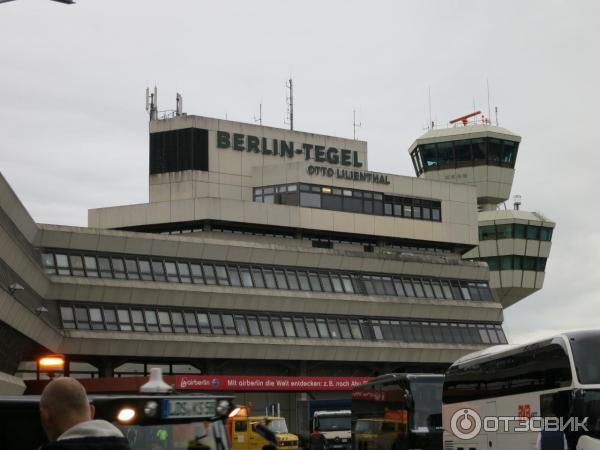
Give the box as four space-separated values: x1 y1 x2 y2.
40 377 94 441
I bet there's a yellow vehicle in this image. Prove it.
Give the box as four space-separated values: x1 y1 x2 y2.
230 414 299 450
353 419 407 450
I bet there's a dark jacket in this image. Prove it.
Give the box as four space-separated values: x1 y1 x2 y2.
309 431 328 450
40 420 131 450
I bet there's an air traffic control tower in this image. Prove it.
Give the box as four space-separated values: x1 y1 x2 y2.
408 111 555 307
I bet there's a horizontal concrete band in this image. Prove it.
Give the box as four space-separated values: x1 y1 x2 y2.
61 329 486 363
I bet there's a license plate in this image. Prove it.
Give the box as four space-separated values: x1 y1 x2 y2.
162 399 216 419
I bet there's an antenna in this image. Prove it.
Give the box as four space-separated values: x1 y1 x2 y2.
285 78 294 130
146 86 158 120
254 103 262 126
495 106 499 126
428 86 433 130
486 79 491 124
175 93 183 116
353 110 362 140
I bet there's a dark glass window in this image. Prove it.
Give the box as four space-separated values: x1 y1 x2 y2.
151 260 166 281
158 311 172 333
144 310 159 332
437 142 454 168
98 257 112 278
138 260 153 280
454 140 472 165
131 309 146 332
202 264 216 285
125 259 140 280
209 313 223 334
421 144 438 168
286 270 299 290
251 268 265 288
514 224 526 239
306 318 319 338
177 262 191 283
190 264 204 284
165 262 179 282
274 270 288 289
228 267 241 287
239 267 254 287
293 318 308 337
488 138 502 164
259 316 273 336
84 256 98 277
215 265 229 285
172 312 185 333
300 192 321 208
184 312 198 333
263 269 277 288
527 226 540 240
55 254 70 276
89 307 104 330
60 306 75 328
69 255 85 277
111 258 126 279
235 315 248 336
309 273 322 291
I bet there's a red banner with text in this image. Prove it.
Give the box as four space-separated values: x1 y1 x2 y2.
176 375 372 391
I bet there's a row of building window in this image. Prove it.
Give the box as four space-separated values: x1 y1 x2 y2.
478 255 547 272
411 137 520 176
59 303 507 345
479 224 553 242
41 251 494 302
155 225 453 254
253 183 442 222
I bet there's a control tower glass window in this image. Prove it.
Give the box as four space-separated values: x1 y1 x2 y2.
412 137 519 174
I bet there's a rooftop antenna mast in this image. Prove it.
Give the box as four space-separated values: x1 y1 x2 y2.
254 103 263 126
145 86 158 121
285 78 294 130
428 86 433 129
175 93 183 116
353 109 362 140
495 106 499 126
486 79 491 124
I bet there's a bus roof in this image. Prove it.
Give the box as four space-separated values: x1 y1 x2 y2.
451 329 600 368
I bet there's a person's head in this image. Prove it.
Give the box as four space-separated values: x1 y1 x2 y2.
39 377 95 441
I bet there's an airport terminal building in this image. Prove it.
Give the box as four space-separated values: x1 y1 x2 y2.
0 109 553 410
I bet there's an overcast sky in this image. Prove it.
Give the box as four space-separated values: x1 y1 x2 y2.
1 0 599 344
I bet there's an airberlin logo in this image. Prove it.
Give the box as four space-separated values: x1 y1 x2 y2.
448 408 589 440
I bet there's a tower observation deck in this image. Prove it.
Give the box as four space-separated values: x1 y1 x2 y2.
408 112 555 307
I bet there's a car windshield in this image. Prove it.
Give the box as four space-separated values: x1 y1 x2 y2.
570 335 600 384
410 380 443 433
267 418 288 434
317 416 351 431
354 420 379 434
117 420 228 450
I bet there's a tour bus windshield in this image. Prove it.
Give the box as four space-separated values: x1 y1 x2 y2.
570 335 600 384
410 380 443 432
316 415 351 431
577 390 600 439
267 418 289 434
118 420 228 450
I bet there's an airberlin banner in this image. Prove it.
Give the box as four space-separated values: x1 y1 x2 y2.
176 375 372 391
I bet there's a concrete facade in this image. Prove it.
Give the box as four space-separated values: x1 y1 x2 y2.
0 114 507 395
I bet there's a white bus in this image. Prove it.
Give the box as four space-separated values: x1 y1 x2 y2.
442 330 600 450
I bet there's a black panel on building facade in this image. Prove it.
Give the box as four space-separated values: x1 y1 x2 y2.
149 128 208 174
